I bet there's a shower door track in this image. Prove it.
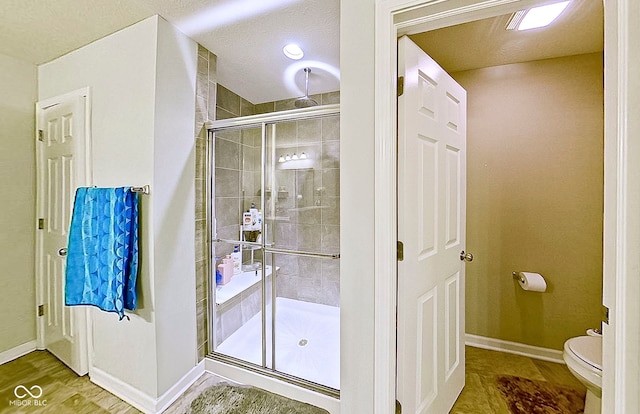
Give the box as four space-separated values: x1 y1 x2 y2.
211 353 340 398
205 103 339 131
206 104 341 398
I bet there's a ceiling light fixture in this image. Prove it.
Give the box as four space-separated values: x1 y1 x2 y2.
283 43 304 60
506 1 570 31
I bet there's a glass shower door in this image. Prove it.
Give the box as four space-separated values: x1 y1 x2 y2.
211 125 267 369
264 115 341 390
210 110 340 392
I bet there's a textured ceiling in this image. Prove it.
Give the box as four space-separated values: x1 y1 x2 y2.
409 0 603 74
0 0 602 105
0 0 154 64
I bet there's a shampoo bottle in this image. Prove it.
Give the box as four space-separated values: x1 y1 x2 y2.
231 246 242 275
249 203 259 230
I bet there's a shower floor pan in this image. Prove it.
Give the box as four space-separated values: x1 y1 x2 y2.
216 297 340 390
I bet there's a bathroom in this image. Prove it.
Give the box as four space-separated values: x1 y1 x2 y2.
197 2 604 408
405 2 605 411
2 0 636 412
410 15 604 350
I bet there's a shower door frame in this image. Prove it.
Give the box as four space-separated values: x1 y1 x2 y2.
205 104 341 397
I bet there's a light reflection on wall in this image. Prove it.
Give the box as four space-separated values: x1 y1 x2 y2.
177 0 303 35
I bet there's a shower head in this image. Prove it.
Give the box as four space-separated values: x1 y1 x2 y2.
295 68 318 108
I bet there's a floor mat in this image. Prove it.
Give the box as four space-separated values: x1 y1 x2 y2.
496 375 586 414
188 382 329 414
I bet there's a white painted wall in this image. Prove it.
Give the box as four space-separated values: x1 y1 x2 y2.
152 17 197 395
0 53 38 356
38 15 198 401
340 0 376 412
39 16 159 396
602 1 640 412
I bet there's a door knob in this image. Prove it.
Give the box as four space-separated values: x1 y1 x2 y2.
58 248 67 257
460 251 473 262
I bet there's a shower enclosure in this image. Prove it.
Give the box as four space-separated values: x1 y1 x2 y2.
206 104 340 395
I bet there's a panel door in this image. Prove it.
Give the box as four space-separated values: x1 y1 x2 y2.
38 96 88 375
397 35 467 414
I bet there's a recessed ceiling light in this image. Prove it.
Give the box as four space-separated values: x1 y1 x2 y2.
506 1 570 31
283 43 304 60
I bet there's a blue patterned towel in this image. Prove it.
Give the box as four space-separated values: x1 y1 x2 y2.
65 187 139 320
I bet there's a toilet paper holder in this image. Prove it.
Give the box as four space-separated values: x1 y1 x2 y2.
512 272 524 282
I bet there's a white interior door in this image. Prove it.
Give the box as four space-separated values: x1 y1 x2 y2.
36 95 88 375
396 35 467 414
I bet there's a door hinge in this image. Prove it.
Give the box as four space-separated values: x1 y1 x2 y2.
38 304 45 317
397 76 404 97
602 305 610 325
397 240 404 261
38 218 45 230
38 129 44 142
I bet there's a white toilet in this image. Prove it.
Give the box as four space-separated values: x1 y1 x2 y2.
563 335 602 414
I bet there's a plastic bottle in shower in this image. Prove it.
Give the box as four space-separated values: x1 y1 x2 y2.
231 246 242 275
215 256 223 285
218 256 233 284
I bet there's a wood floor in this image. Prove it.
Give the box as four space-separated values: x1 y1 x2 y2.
0 346 584 413
0 351 228 414
0 350 139 413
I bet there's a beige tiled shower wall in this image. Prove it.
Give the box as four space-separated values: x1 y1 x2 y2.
194 44 216 361
211 85 260 348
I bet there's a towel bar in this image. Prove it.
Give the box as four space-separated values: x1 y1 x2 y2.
131 185 150 194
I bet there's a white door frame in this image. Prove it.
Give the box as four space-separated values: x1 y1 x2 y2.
374 0 638 413
35 87 93 369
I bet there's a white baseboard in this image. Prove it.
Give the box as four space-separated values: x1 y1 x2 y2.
0 340 37 365
465 334 565 364
156 361 205 413
90 361 205 414
90 367 157 413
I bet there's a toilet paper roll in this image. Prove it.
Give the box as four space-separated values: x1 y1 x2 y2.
518 272 547 292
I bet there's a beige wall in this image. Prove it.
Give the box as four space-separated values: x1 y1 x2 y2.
455 52 604 350
0 53 37 356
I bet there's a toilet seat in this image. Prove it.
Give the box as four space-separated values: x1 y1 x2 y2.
566 336 602 372
563 335 602 414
